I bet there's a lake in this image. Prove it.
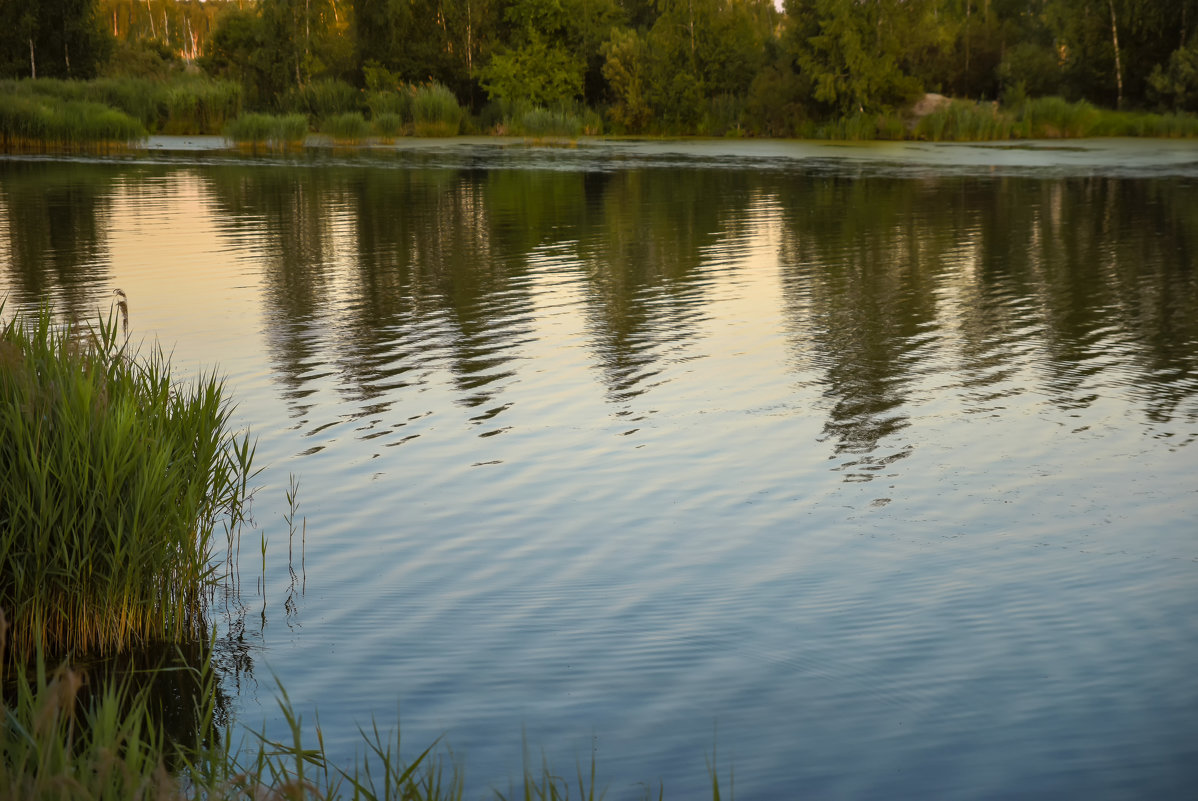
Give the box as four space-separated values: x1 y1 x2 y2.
2 138 1196 799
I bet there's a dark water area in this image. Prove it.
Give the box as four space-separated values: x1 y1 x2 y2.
2 140 1197 799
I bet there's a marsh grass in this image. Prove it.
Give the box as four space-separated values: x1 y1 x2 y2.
0 77 241 143
0 92 146 153
224 113 309 151
0 304 255 659
411 83 464 137
321 111 371 143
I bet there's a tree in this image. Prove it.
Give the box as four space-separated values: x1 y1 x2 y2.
0 0 113 78
784 0 923 116
478 0 586 107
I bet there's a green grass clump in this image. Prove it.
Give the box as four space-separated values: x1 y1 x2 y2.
411 82 463 137
915 100 1016 141
511 106 584 139
0 305 254 658
285 78 361 120
372 112 405 138
1014 96 1101 137
0 92 146 152
0 77 242 138
321 111 371 143
224 112 309 149
161 79 242 135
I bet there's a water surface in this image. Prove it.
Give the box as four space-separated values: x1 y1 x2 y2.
2 139 1196 799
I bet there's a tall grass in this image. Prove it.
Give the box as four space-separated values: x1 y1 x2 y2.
0 77 241 138
320 111 371 143
224 113 309 150
512 106 585 140
0 305 255 658
914 100 1016 141
410 82 463 137
0 93 146 153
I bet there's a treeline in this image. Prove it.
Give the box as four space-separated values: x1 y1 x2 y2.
2 0 1197 135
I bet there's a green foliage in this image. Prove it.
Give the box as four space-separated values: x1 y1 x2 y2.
284 78 361 119
480 34 584 108
321 111 371 142
787 0 924 116
0 88 146 150
0 305 255 658
915 100 1013 141
99 37 182 80
997 42 1063 100
411 82 464 134
510 106 584 139
1149 40 1198 112
373 112 405 138
601 28 653 132
1016 95 1101 137
811 111 905 141
161 79 243 135
0 0 114 79
224 112 309 147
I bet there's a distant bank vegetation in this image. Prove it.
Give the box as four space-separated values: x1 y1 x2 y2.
1 0 1198 147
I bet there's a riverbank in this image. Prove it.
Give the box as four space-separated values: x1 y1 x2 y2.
3 77 1198 153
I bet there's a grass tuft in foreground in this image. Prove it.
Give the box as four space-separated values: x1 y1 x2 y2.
0 304 255 659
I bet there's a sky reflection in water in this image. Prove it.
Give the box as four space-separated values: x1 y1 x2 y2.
1 141 1197 800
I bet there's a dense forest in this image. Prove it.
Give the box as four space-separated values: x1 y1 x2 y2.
2 0 1197 135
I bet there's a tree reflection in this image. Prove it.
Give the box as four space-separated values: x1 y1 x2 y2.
776 174 946 479
0 162 115 321
574 169 758 407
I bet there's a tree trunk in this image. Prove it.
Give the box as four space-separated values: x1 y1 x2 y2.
29 37 36 79
1108 0 1123 109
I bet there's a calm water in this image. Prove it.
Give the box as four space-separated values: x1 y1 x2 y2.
2 139 1197 799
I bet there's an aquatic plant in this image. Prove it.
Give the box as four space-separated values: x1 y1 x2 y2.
224 112 309 150
411 82 464 137
0 304 255 658
0 77 242 137
0 93 146 153
915 100 1015 141
512 106 585 139
321 111 371 143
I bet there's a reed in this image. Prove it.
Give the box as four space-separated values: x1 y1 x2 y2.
224 112 309 150
915 100 1015 141
411 82 464 137
372 112 405 139
0 93 146 153
320 111 371 143
511 106 584 140
0 305 255 659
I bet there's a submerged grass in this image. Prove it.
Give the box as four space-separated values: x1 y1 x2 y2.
0 304 255 659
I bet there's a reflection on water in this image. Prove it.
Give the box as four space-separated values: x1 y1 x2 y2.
2 146 1196 800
